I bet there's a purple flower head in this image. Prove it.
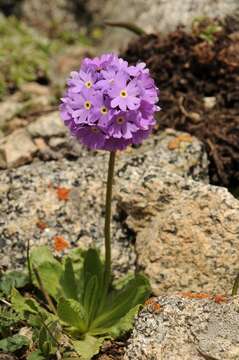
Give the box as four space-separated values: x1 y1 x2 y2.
60 53 160 151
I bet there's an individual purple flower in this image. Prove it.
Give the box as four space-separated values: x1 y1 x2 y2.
109 75 140 111
95 69 117 92
91 94 112 127
76 126 106 149
60 53 160 151
68 70 96 93
71 88 96 124
108 111 139 139
127 62 149 76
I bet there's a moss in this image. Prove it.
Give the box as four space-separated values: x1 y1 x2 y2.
0 15 61 99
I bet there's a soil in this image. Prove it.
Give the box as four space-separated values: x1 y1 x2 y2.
94 340 125 360
123 17 239 190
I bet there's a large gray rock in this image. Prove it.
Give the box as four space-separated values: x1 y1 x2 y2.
0 129 37 169
21 0 88 36
124 295 239 360
0 129 207 276
89 0 239 51
0 93 25 130
117 168 239 295
0 126 238 295
0 85 51 134
27 111 67 138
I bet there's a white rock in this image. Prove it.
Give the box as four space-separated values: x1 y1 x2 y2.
124 295 239 360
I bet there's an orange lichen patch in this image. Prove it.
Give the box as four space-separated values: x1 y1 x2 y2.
56 187 71 201
144 298 155 306
36 220 47 231
179 292 227 304
144 298 161 313
213 294 227 304
179 292 211 300
168 134 193 150
53 236 70 252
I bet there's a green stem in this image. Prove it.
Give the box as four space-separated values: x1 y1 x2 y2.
104 151 116 292
26 238 32 284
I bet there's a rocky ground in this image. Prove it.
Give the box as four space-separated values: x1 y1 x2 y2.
1 106 239 359
124 294 239 360
0 3 239 359
0 115 208 275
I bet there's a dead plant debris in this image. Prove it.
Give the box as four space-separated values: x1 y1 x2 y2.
123 17 239 189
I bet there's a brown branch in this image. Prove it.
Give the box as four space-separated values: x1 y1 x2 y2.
206 139 228 185
104 21 146 36
32 266 57 315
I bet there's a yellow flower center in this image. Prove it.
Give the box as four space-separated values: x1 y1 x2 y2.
116 116 125 124
120 89 128 98
100 106 108 115
85 81 92 88
84 101 91 110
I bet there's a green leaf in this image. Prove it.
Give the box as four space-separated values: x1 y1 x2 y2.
38 320 60 355
0 271 28 296
0 306 22 332
0 334 29 352
91 304 141 337
11 288 39 316
90 274 150 332
60 257 78 300
27 350 45 360
71 334 105 360
30 246 63 299
57 298 87 333
30 246 58 267
36 262 63 299
68 247 85 271
113 272 135 290
83 249 103 291
83 275 99 326
38 325 50 354
81 249 104 316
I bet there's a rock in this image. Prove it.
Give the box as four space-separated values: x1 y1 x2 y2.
50 46 94 89
0 129 37 168
21 0 88 36
0 129 207 275
20 83 51 97
124 295 239 360
89 0 239 51
49 137 67 149
0 93 25 129
27 111 67 138
117 168 239 295
0 85 52 135
0 354 17 360
120 129 209 183
34 137 49 152
6 117 29 133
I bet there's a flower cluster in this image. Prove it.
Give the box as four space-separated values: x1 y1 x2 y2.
60 53 160 150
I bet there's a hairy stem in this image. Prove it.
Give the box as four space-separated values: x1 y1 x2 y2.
104 151 116 292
